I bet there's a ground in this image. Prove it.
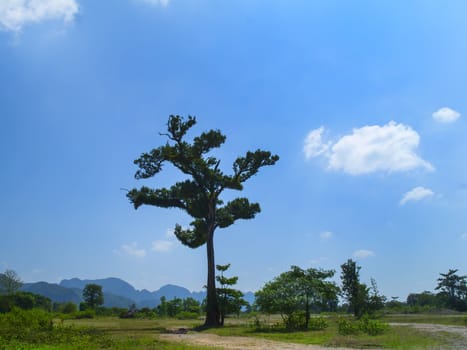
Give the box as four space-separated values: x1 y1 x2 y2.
160 323 467 350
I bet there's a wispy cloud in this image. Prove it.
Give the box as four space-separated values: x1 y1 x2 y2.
121 242 147 258
303 127 330 158
353 249 375 259
400 186 434 205
432 107 461 123
320 231 333 240
304 122 433 175
152 240 174 252
461 233 467 241
0 0 79 32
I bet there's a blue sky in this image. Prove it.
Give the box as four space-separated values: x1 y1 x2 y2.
1 0 466 300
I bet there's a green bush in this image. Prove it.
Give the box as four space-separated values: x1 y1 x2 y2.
176 311 200 320
337 315 388 336
0 308 113 349
308 316 328 330
73 309 95 319
284 311 306 330
337 317 359 335
358 315 388 336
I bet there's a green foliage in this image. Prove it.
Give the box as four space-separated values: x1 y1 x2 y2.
82 284 104 310
255 265 338 330
308 316 329 330
156 296 202 318
0 270 23 295
337 315 388 336
435 269 467 311
0 309 115 349
0 292 52 313
127 115 278 326
54 302 78 314
358 315 389 336
216 263 247 325
73 309 95 319
176 311 200 320
337 317 360 335
340 259 367 318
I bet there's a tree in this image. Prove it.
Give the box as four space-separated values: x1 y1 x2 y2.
216 263 247 325
340 259 368 318
289 266 338 328
127 115 279 326
435 269 467 311
255 266 338 329
82 284 104 309
0 269 23 295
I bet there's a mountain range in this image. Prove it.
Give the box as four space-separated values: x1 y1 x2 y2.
21 277 254 308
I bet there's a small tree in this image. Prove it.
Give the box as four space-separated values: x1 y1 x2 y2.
82 284 104 309
127 115 278 326
340 259 368 318
435 269 467 311
216 263 247 325
255 266 338 329
0 270 23 295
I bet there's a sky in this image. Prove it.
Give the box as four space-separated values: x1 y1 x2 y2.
1 0 466 301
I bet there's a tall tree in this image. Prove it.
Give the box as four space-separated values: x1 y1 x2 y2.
127 115 279 326
82 284 104 309
340 259 368 318
0 269 23 295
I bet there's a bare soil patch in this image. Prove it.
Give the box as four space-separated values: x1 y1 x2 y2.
159 333 360 350
390 323 467 349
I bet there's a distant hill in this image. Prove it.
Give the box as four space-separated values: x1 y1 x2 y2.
21 277 254 308
21 282 81 304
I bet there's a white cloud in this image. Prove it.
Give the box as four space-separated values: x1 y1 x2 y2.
353 249 375 259
0 0 79 32
303 127 330 159
152 240 174 252
138 0 170 7
400 186 434 205
320 231 333 240
432 107 461 123
461 233 467 240
304 121 433 175
121 242 146 258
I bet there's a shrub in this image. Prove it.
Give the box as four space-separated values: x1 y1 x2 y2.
73 309 95 319
337 317 359 335
176 311 200 320
308 316 328 330
358 315 388 336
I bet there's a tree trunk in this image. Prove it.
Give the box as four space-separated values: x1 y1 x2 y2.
204 227 220 327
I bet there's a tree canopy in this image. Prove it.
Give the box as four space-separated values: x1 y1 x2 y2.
0 270 23 295
82 284 104 310
255 265 338 329
127 115 279 326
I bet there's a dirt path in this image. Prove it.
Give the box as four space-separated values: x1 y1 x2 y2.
159 333 363 350
389 323 467 349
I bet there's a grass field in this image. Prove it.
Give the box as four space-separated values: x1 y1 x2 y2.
65 314 463 349
2 310 465 349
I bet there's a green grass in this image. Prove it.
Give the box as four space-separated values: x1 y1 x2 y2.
383 313 467 326
2 310 464 349
202 317 448 349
